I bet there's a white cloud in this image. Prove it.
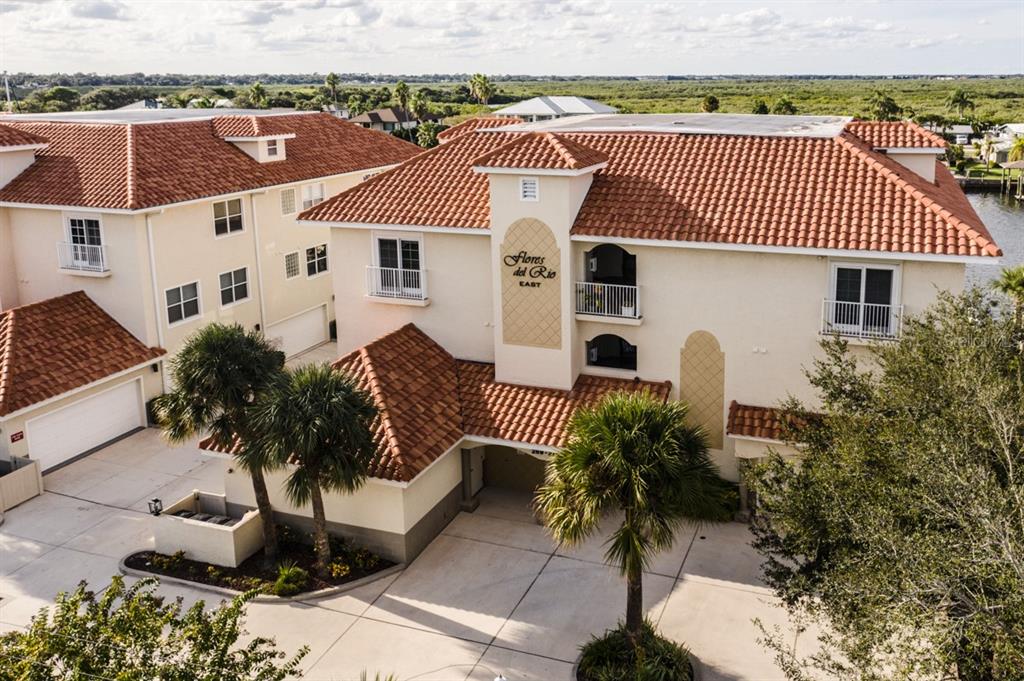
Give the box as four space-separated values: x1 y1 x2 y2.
68 0 130 21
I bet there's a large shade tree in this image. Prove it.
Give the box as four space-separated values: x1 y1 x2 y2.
535 391 735 643
252 363 377 574
748 289 1024 680
153 323 285 562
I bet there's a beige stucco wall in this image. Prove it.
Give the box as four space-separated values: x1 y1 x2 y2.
0 209 18 311
330 228 494 361
0 366 163 460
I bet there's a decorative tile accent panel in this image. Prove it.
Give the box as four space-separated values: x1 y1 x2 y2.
500 218 562 349
680 330 725 449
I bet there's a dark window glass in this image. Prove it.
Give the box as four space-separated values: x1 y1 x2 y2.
378 239 399 269
401 240 420 270
586 334 637 371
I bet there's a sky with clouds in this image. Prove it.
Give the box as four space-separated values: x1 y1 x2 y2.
1 0 1021 76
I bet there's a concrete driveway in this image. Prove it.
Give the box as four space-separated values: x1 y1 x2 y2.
0 430 811 680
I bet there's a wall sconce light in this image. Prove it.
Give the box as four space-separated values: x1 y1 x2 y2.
147 498 163 516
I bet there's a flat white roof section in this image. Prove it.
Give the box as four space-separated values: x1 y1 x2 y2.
492 113 853 139
0 109 311 125
493 96 617 117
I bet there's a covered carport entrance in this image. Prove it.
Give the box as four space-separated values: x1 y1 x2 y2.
458 442 552 513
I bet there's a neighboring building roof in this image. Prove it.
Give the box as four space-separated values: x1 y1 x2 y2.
493 96 617 117
0 112 420 210
0 292 164 417
457 360 670 448
436 116 524 142
302 115 1000 258
0 124 48 148
726 402 784 441
202 323 670 483
846 121 946 149
473 132 610 171
209 115 292 138
349 107 438 125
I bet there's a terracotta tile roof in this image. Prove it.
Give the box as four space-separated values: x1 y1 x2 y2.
303 126 998 258
436 116 523 142
456 360 671 448
473 131 610 171
210 115 274 138
0 292 164 417
200 324 671 482
0 113 419 210
332 324 464 482
846 120 947 149
0 124 48 147
726 402 784 441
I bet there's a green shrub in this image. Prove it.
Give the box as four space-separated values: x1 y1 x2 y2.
328 561 351 579
352 548 380 571
271 563 309 597
151 550 187 572
578 620 692 681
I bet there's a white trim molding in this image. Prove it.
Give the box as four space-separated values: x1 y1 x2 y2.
472 162 607 177
299 220 490 235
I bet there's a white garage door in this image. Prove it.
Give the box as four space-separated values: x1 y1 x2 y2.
27 380 144 473
267 305 328 358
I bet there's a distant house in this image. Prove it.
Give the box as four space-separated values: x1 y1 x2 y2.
117 98 163 110
349 107 438 132
492 96 617 122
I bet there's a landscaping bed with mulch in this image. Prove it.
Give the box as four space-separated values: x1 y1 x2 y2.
125 525 394 596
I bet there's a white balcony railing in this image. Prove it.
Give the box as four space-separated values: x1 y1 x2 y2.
821 300 903 340
575 281 640 319
366 266 427 301
57 242 109 273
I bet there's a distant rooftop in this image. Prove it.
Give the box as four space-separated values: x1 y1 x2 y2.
493 113 853 139
493 96 616 117
0 108 304 125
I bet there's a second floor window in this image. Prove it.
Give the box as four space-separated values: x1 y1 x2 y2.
219 267 249 306
280 188 296 215
166 282 200 325
306 244 328 277
826 263 899 338
267 139 279 157
586 334 637 371
214 198 243 236
302 183 325 210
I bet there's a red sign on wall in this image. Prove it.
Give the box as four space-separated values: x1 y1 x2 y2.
10 431 24 443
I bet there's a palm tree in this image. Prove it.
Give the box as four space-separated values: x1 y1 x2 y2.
980 136 998 169
324 72 340 110
251 364 377 574
535 391 734 644
153 324 285 562
248 81 268 109
410 90 430 122
867 90 903 121
468 74 495 106
394 80 410 121
995 265 1024 326
945 88 975 119
1008 137 1024 163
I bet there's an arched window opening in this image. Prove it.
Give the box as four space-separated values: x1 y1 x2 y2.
586 334 637 371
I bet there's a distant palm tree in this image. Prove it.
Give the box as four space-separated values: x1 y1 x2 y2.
248 81 268 109
410 90 430 122
394 80 410 121
994 265 1024 326
980 136 998 169
252 364 377 575
867 90 903 121
1008 137 1024 163
535 392 734 644
469 73 495 106
945 88 975 119
153 324 285 563
324 72 340 110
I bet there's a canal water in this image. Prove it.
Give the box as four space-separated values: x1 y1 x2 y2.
966 192 1023 288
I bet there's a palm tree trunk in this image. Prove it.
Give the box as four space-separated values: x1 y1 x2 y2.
625 565 644 642
309 476 331 575
249 467 278 564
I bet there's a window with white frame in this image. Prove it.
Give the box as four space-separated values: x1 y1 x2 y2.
371 235 423 297
166 282 200 325
301 183 325 210
213 198 243 236
219 267 249 306
267 139 279 157
306 244 328 277
280 188 296 215
519 177 539 201
826 263 900 337
66 216 104 268
284 251 300 279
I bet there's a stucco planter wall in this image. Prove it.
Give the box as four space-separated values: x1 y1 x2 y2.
154 490 263 568
0 458 43 512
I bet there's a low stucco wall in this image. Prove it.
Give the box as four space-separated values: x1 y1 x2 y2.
154 491 263 568
222 446 462 563
0 459 43 511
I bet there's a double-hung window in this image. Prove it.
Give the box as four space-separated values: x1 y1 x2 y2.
301 183 325 210
267 139 279 157
373 236 422 298
166 282 200 325
306 244 328 277
219 267 249 306
213 198 243 236
826 263 899 338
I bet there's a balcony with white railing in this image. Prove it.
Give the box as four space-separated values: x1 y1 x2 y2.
821 300 903 340
575 281 641 322
57 242 109 275
366 266 428 304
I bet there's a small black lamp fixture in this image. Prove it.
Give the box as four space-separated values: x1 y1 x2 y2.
147 498 163 516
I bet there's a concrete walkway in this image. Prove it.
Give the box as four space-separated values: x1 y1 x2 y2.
0 430 811 680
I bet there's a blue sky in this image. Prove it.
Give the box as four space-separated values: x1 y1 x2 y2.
1 0 1022 75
